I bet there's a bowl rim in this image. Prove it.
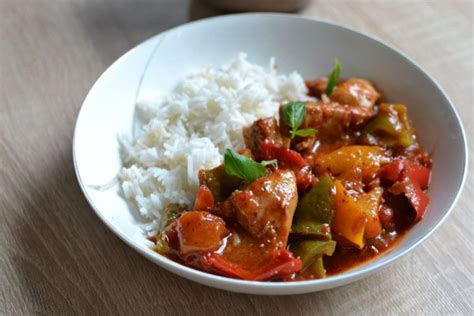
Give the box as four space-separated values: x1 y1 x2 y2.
73 12 468 293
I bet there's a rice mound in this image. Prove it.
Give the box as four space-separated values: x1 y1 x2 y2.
119 54 307 235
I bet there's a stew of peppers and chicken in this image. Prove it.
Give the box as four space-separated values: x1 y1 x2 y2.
150 61 432 281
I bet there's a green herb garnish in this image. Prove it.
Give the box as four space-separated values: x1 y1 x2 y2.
260 159 278 167
224 149 276 182
283 101 318 139
323 59 341 96
293 128 318 137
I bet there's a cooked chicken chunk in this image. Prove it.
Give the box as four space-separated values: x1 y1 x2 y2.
220 170 298 248
306 77 380 109
243 117 286 160
176 211 228 255
330 78 380 109
305 77 328 98
303 100 374 133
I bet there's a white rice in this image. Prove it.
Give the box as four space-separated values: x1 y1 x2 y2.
119 54 308 235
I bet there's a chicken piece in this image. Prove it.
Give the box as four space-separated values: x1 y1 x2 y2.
243 117 287 160
247 114 315 191
175 211 228 255
306 77 380 109
164 210 302 281
163 175 302 281
305 77 327 98
221 170 298 248
259 141 314 191
330 78 380 109
301 101 375 139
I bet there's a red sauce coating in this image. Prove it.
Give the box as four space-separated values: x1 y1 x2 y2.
149 76 432 282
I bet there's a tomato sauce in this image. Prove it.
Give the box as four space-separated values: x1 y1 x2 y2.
148 74 432 282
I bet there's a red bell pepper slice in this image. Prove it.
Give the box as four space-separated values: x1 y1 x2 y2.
187 249 302 281
379 159 431 221
402 161 430 190
379 158 405 182
168 206 302 281
193 185 216 212
259 140 314 191
402 182 430 221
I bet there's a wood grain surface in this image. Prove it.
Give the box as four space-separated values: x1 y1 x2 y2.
1 0 472 314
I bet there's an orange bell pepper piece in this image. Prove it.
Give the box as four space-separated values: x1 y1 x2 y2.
358 187 383 239
315 145 390 183
332 180 367 249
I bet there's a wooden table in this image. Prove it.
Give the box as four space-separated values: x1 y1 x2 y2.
1 0 472 314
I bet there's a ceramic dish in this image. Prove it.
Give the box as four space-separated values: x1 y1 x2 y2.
73 14 467 295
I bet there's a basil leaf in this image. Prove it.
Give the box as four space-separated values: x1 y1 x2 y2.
294 128 318 137
283 101 306 131
324 59 341 96
283 101 307 139
260 159 278 167
224 149 267 182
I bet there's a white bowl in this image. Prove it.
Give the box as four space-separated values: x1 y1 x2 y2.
73 14 468 295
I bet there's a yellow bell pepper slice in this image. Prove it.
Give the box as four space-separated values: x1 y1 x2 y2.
358 187 383 240
332 180 367 249
315 145 390 183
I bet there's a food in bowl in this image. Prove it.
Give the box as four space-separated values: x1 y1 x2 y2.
119 55 431 281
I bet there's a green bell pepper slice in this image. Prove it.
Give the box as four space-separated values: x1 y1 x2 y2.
362 103 414 148
308 257 326 279
201 164 242 202
291 239 336 278
163 203 186 227
291 175 334 240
